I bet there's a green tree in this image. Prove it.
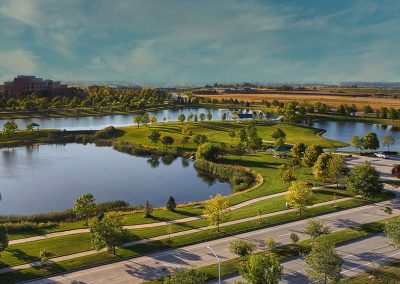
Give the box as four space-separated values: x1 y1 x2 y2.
26 123 34 132
271 128 286 145
303 145 323 167
290 232 300 244
199 113 206 122
285 180 314 215
350 136 363 152
384 217 400 248
222 112 227 121
90 212 126 255
193 133 208 146
229 239 255 257
144 200 153 217
39 248 56 268
264 237 277 253
181 136 189 148
149 116 157 124
0 225 8 256
73 193 97 226
133 115 142 128
196 143 222 161
148 130 161 145
229 130 236 141
177 113 186 124
327 155 346 187
163 268 207 284
206 110 212 122
239 254 283 284
304 238 343 284
166 196 176 211
304 219 331 239
291 142 306 162
382 134 395 151
238 128 248 143
312 153 333 182
279 164 297 184
204 194 229 232
161 136 174 148
344 162 383 199
362 132 380 151
235 142 246 160
3 120 18 137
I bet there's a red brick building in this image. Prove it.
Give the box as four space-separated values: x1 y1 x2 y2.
4 75 68 96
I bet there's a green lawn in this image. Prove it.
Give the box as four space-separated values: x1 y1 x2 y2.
341 261 400 283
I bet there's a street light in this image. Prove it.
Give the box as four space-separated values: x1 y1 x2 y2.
207 244 221 284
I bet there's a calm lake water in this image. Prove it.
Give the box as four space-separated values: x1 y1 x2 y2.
309 120 400 151
0 144 231 214
0 108 232 131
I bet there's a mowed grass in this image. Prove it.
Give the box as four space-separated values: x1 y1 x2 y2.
0 195 393 284
1 187 352 268
118 121 347 149
341 261 400 283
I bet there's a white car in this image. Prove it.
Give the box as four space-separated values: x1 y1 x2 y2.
375 152 389 159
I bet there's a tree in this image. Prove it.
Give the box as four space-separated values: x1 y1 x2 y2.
344 162 383 199
239 254 283 284
193 133 208 146
384 217 400 248
149 116 157 124
271 128 286 145
206 110 212 122
163 268 207 284
73 193 97 226
161 136 174 148
290 232 300 244
291 142 306 162
382 134 395 151
327 155 346 187
177 113 186 124
312 153 332 182
304 219 331 239
144 200 153 217
362 132 380 151
39 248 56 267
304 238 343 284
350 136 363 152
141 113 150 126
238 128 248 143
90 212 126 255
166 196 176 211
196 143 222 161
181 136 189 147
148 130 161 145
133 115 142 128
3 120 18 137
229 130 236 141
0 225 8 256
222 112 227 121
264 238 277 253
303 145 323 167
199 113 206 122
235 142 246 160
229 239 255 257
26 123 34 132
279 164 297 184
285 180 314 215
204 194 229 232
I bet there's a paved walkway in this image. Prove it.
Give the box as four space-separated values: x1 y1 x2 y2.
9 191 287 246
0 194 356 274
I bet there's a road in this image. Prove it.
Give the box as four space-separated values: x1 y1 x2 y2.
212 233 400 283
25 156 399 284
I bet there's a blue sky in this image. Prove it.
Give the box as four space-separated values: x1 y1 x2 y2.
0 0 399 85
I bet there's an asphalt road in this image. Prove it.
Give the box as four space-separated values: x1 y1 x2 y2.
212 232 400 283
26 156 400 284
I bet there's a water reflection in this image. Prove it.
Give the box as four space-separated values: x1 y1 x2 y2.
0 144 231 214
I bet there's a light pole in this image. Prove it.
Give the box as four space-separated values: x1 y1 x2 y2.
207 244 221 284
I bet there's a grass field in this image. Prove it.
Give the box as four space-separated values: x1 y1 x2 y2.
195 93 400 108
341 261 400 283
118 121 347 149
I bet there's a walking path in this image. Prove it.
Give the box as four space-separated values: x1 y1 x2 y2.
0 195 355 274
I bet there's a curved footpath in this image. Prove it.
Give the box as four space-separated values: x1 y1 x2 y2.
25 184 400 284
9 191 287 246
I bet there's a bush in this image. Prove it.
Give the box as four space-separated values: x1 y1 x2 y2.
195 143 223 161
94 126 121 139
229 239 255 257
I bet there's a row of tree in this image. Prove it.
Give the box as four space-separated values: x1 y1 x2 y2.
351 132 396 151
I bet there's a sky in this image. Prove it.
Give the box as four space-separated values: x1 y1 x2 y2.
0 0 399 85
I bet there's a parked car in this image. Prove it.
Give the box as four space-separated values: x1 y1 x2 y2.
375 152 389 159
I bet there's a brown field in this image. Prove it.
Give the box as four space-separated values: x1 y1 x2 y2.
195 93 400 108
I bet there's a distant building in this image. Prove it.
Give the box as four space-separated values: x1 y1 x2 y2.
3 75 68 96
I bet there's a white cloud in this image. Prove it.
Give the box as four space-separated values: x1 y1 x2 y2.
0 49 37 81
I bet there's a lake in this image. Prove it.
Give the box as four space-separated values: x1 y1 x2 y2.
0 143 231 214
0 107 232 131
308 120 400 151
